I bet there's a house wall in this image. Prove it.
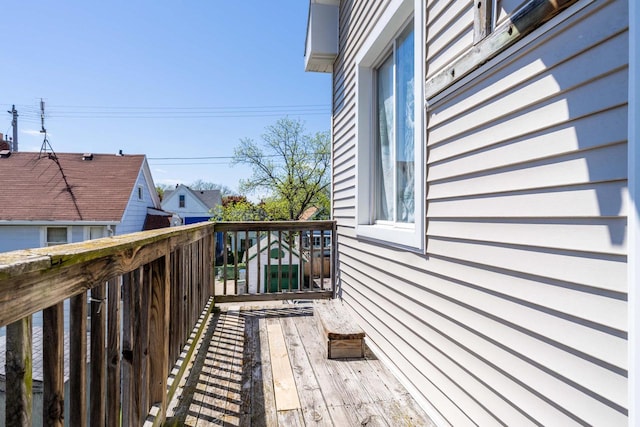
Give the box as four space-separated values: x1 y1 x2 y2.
333 0 628 425
118 168 156 235
0 225 107 253
161 188 212 221
0 226 41 252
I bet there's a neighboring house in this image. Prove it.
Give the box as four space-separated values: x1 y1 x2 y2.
161 184 221 225
0 150 167 253
246 232 301 294
306 0 638 425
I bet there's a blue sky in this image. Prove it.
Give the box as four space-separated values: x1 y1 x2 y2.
1 1 332 196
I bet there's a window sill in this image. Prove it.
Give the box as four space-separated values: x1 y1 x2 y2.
356 223 423 252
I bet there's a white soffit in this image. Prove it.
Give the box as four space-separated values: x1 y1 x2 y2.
304 0 339 73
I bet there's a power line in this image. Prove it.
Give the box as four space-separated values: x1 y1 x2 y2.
1 103 331 122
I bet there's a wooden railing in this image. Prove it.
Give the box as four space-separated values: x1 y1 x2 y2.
0 220 336 426
213 221 336 303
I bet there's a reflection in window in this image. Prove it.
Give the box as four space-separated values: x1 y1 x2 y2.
375 25 414 224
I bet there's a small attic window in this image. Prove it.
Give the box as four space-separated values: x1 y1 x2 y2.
179 194 186 208
82 153 93 161
138 186 143 200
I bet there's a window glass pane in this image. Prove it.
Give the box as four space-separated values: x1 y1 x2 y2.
89 226 104 240
395 27 415 223
47 227 67 246
375 54 395 221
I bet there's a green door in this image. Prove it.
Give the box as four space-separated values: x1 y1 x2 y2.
265 264 299 292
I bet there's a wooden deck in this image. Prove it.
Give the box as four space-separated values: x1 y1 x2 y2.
164 303 434 426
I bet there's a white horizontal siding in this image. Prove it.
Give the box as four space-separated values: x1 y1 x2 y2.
333 0 629 425
119 168 154 234
428 218 626 255
427 0 475 77
428 106 628 181
428 181 629 217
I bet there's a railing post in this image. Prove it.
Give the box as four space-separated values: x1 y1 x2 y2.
90 283 107 427
208 232 215 299
70 292 87 427
43 303 64 427
332 221 338 299
5 316 33 427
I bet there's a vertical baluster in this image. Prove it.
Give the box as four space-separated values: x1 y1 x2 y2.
278 231 283 293
107 277 121 427
149 254 170 420
244 229 249 295
320 229 325 290
6 316 33 427
222 231 228 295
266 232 271 294
233 230 239 295
288 231 293 292
90 283 107 427
299 230 304 291
69 292 87 427
169 250 178 368
43 303 64 427
257 230 262 294
137 264 151 425
310 229 315 290
121 270 137 427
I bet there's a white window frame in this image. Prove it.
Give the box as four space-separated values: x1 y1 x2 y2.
41 226 71 247
355 0 424 251
179 194 186 208
84 226 106 240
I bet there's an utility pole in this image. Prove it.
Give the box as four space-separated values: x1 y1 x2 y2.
7 105 18 151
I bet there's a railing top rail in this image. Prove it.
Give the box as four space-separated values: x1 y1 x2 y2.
0 220 337 327
0 221 215 327
212 220 336 232
0 221 215 279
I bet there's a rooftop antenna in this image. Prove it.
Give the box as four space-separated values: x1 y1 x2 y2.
35 98 83 219
6 105 18 152
38 98 55 158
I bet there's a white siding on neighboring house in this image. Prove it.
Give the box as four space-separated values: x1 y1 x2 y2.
160 185 214 221
333 0 629 425
118 168 156 235
0 226 41 252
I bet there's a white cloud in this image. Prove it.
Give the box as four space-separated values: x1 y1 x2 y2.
153 168 168 174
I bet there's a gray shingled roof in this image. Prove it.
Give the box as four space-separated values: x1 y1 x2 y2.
164 187 221 209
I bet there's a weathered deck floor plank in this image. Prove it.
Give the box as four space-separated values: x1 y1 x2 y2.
165 303 435 427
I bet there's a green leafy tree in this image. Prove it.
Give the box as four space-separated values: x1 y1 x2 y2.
212 195 267 221
155 183 173 201
233 117 330 220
